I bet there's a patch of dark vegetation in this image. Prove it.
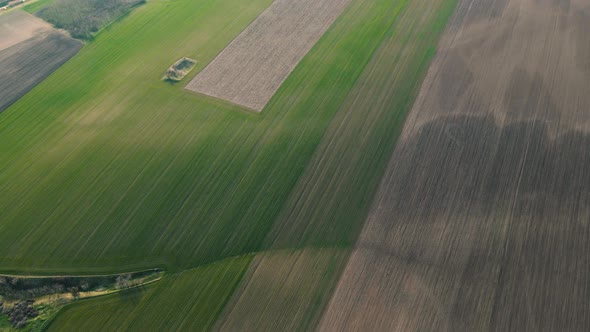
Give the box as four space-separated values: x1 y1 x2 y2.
0 32 82 113
0 300 38 329
34 0 145 40
0 269 161 301
163 57 197 82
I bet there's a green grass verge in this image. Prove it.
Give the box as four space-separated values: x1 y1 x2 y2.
46 255 252 331
22 0 54 13
267 0 459 250
0 315 10 330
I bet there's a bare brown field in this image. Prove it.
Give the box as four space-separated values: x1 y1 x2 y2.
185 0 351 111
0 10 52 50
0 30 82 112
319 0 590 331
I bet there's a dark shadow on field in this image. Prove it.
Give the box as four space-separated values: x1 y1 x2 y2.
116 285 146 306
353 114 590 331
385 114 590 219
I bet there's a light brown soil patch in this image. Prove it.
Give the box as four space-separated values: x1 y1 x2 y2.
185 0 351 111
0 10 53 51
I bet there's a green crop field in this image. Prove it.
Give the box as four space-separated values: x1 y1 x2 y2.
0 0 456 328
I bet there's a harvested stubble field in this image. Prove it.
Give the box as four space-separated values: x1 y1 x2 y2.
0 11 81 112
185 0 352 111
0 0 456 328
320 0 590 330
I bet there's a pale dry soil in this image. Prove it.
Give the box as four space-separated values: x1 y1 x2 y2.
0 10 52 50
185 0 351 111
320 0 590 331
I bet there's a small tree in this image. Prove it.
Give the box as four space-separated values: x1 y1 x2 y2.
115 274 131 289
69 287 80 299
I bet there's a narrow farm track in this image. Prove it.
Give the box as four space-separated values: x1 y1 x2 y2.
320 0 590 330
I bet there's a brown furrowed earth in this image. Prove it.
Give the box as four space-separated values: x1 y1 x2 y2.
185 0 351 111
0 11 82 112
319 0 590 330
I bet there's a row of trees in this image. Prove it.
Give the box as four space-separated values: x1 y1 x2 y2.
0 276 91 301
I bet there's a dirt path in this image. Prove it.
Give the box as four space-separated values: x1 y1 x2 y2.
319 0 590 330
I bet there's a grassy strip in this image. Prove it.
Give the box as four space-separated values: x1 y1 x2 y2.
268 0 458 251
22 0 53 13
45 255 252 331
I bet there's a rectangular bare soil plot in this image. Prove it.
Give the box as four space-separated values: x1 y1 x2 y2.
185 0 351 112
